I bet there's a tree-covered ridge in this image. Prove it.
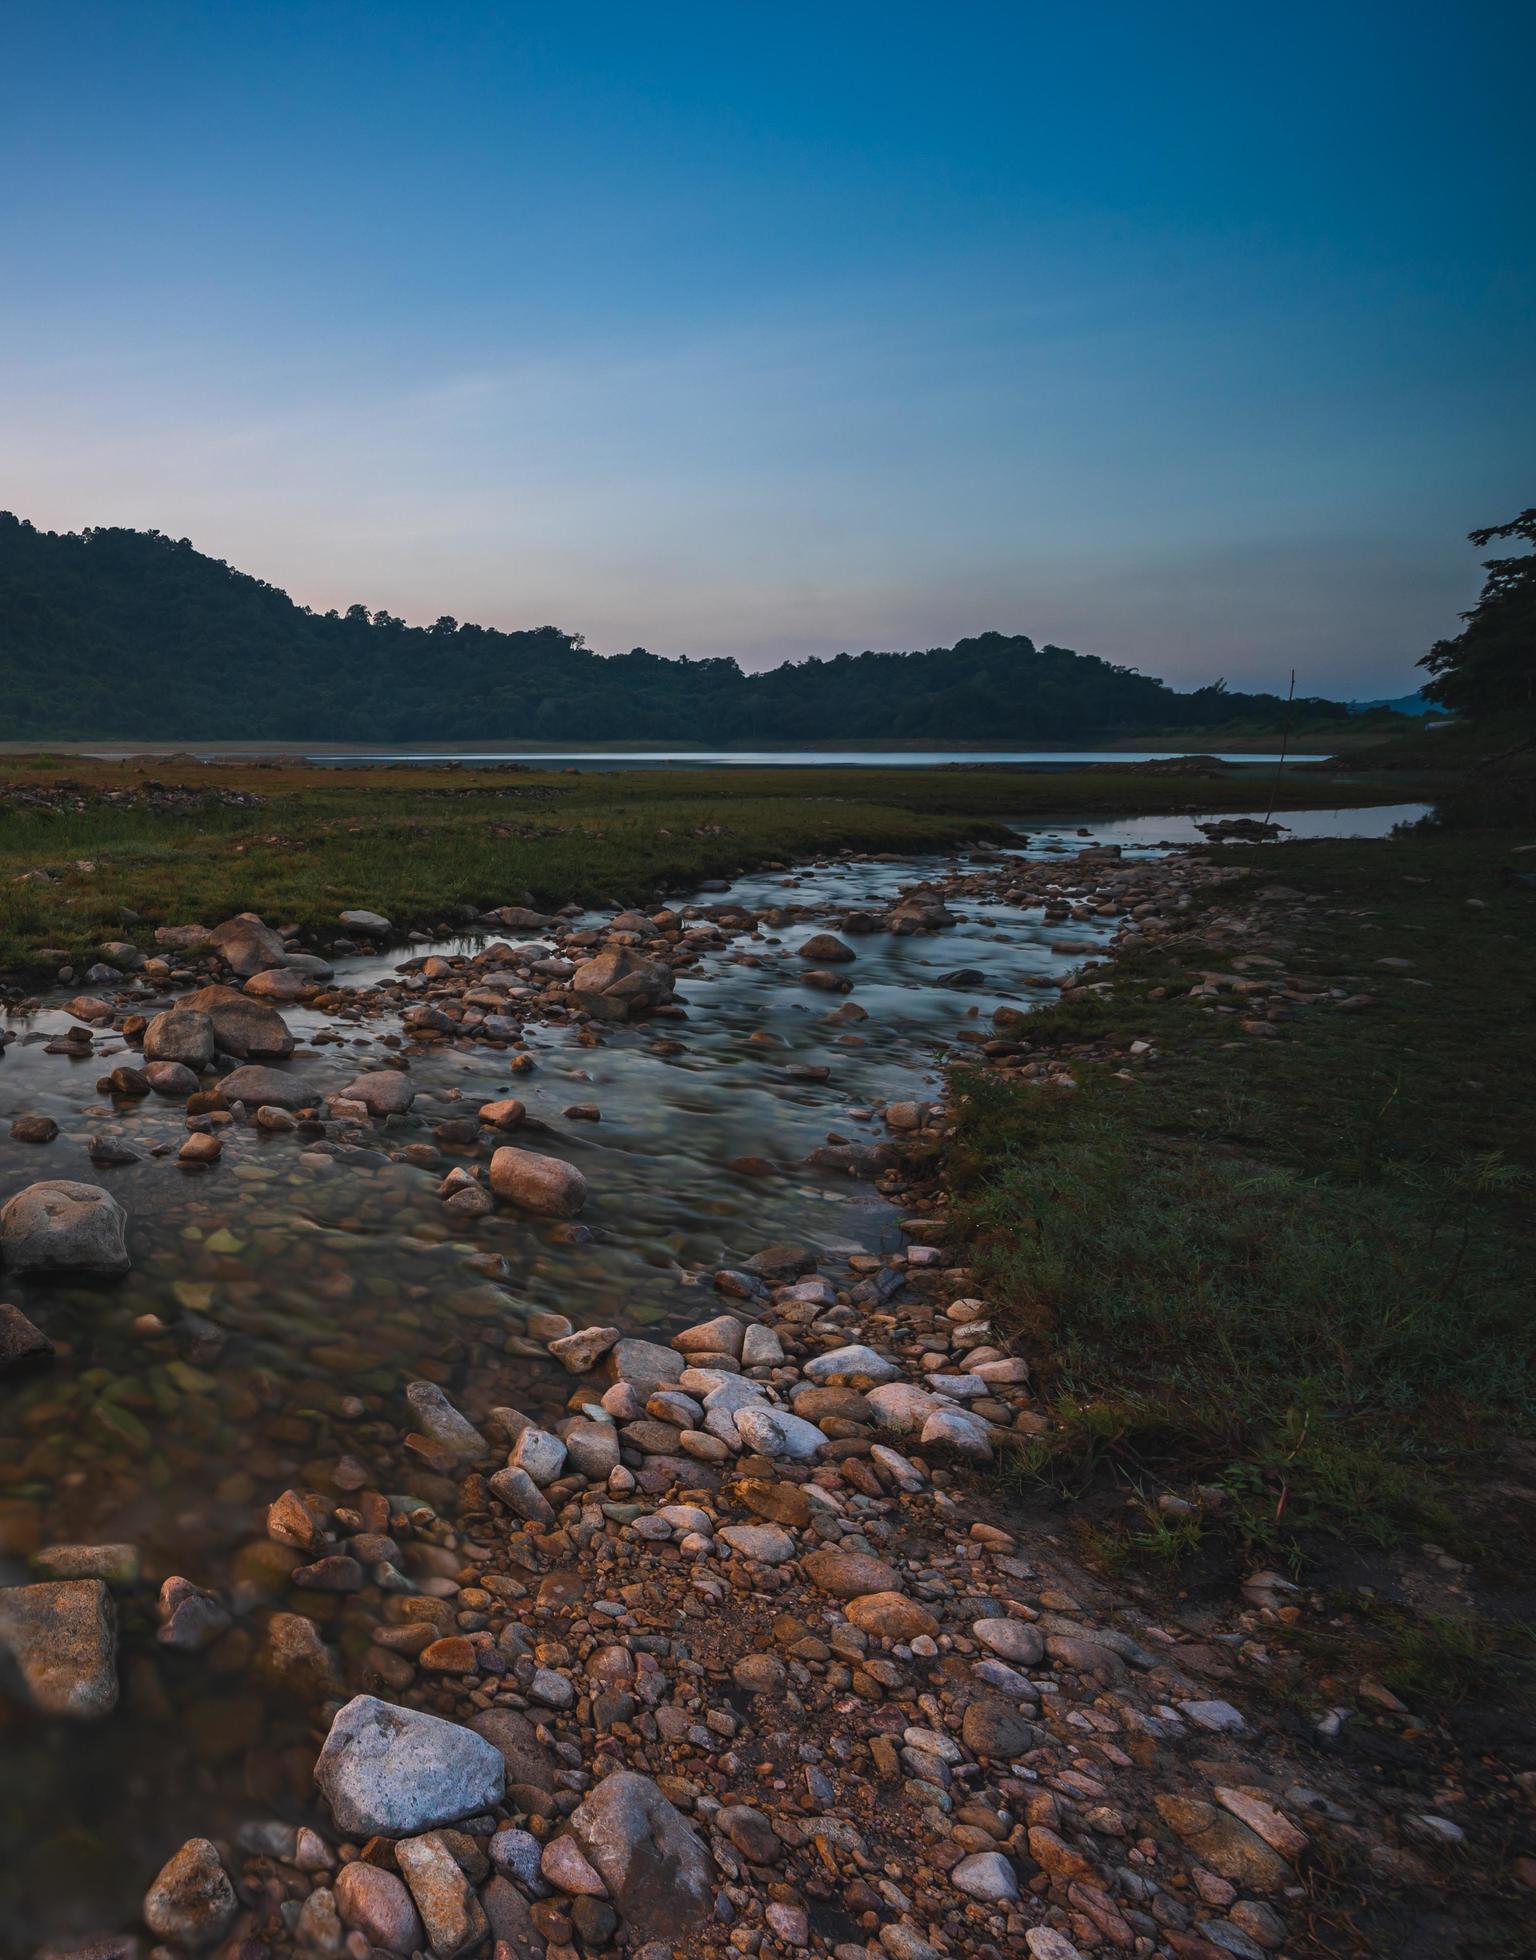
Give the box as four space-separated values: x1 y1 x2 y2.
0 512 1363 743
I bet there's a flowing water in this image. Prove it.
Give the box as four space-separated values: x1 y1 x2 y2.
0 803 1428 1941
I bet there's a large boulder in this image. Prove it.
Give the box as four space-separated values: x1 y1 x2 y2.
570 948 673 1018
208 913 289 977
489 1146 588 1217
142 1009 214 1068
176 985 295 1059
0 1182 130 1276
569 1769 714 1939
0 1578 118 1717
315 1695 505 1836
339 1071 416 1117
216 1065 315 1111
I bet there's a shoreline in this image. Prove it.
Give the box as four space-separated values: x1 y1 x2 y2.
2 822 1526 1955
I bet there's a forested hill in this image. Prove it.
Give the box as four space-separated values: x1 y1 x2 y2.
0 514 1367 744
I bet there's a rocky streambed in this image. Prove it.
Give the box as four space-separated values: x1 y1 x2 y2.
0 805 1458 1960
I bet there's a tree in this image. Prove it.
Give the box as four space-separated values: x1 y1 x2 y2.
1419 509 1536 718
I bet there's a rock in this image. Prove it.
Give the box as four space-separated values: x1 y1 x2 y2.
920 1406 994 1459
607 1337 686 1397
733 1652 788 1694
267 1487 330 1551
550 1325 620 1372
719 1523 797 1564
479 1098 527 1130
31 1542 139 1585
142 1009 214 1068
846 1592 938 1641
340 1070 416 1116
732 1404 826 1461
961 1698 1040 1758
216 1065 314 1110
741 1323 784 1365
156 1575 231 1650
176 984 295 1058
395 1831 489 1959
243 966 315 1001
0 1578 117 1717
1153 1795 1292 1891
469 1707 560 1800
142 1839 237 1949
541 1834 608 1895
144 1060 200 1097
404 1381 488 1459
973 1616 1044 1665
865 1382 949 1432
803 1343 900 1385
334 1861 424 1953
178 1133 222 1165
570 1770 715 1940
802 1548 901 1598
672 1315 747 1359
951 1850 1019 1902
340 909 392 937
490 1145 588 1216
0 1182 130 1277
0 1301 54 1371
314 1695 505 1836
798 933 855 962
489 1466 556 1523
563 1416 621 1478
571 947 673 1012
718 1803 782 1864
1025 1930 1086 1959
10 1115 60 1144
509 1425 567 1485
209 913 289 976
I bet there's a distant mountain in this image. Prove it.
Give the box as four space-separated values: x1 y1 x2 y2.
0 513 1371 745
1350 692 1442 717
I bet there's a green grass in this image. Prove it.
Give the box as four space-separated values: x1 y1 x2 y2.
949 825 1536 1563
0 753 1446 969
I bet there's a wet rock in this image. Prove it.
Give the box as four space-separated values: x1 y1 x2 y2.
489 1466 556 1524
178 1132 222 1165
10 1115 60 1144
31 1542 139 1584
479 1098 527 1130
340 1070 416 1116
0 1578 117 1717
209 912 289 976
569 1769 715 1940
509 1425 567 1485
176 984 295 1059
334 1861 424 1953
798 933 855 962
563 1416 621 1478
607 1337 685 1397
267 1487 331 1552
314 1694 506 1836
571 947 674 1013
0 1302 54 1371
156 1575 232 1650
672 1314 747 1359
143 1008 214 1067
144 1060 200 1098
490 1144 588 1217
142 1838 237 1949
216 1065 314 1111
404 1381 489 1460
550 1325 620 1372
395 1831 489 1959
0 1182 130 1277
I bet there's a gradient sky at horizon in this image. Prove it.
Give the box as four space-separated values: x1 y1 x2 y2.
3 1 1532 698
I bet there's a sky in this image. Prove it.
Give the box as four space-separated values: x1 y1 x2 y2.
2 2 1532 698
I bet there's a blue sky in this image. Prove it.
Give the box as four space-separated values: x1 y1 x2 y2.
2 2 1531 695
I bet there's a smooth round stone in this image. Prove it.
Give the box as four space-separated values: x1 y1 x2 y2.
950 1850 1020 1902
973 1616 1044 1666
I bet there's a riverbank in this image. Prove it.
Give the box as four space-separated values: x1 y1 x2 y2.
0 789 1530 1958
0 754 1447 973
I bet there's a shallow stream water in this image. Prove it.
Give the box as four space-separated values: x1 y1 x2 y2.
0 802 1428 1942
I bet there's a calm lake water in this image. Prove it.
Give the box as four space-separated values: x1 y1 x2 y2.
0 800 1426 1941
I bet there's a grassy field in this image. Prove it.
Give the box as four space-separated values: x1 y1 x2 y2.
0 750 1445 970
948 822 1536 1580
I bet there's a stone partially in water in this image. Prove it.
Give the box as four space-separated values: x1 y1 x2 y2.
490 1145 588 1216
0 1181 130 1276
143 1008 214 1068
142 1838 238 1948
144 1060 200 1098
315 1694 505 1836
176 984 295 1059
340 1070 416 1116
208 913 289 977
404 1381 489 1459
216 1064 315 1110
0 1578 118 1717
0 1301 54 1371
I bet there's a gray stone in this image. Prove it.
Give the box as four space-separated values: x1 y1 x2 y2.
404 1380 488 1459
570 1769 714 1939
314 1694 505 1836
176 984 295 1059
0 1182 130 1277
339 1070 416 1116
142 1009 214 1068
216 1065 315 1110
607 1337 685 1398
